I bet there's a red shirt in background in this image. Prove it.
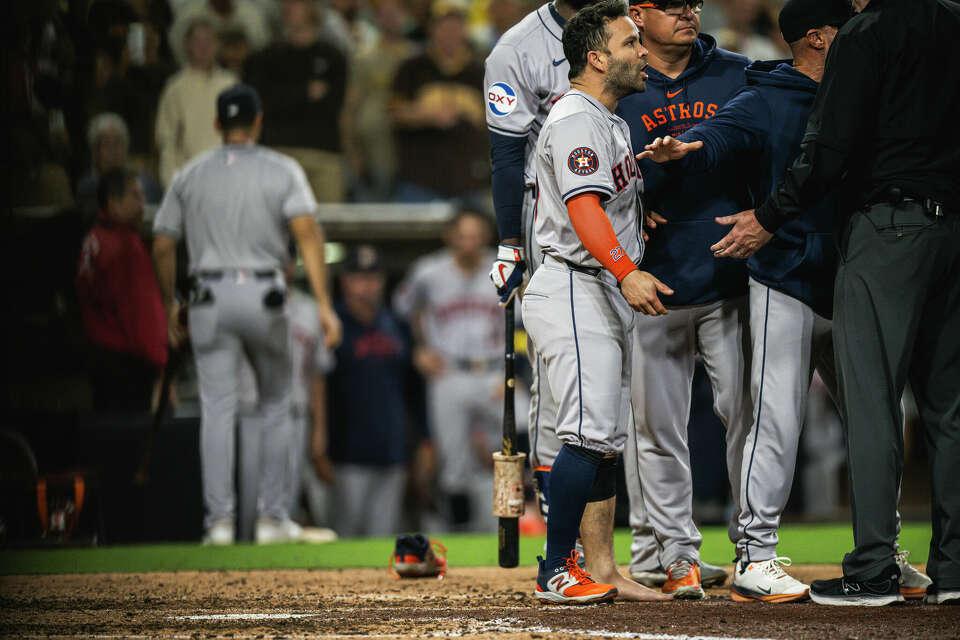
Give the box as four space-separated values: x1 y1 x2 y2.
76 211 168 370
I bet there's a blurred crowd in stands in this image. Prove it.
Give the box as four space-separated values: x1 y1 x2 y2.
9 0 792 214
5 0 829 543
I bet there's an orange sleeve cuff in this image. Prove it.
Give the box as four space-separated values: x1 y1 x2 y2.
566 193 638 282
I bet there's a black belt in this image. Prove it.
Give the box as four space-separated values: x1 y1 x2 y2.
564 260 602 277
867 189 950 217
196 269 278 280
452 358 500 373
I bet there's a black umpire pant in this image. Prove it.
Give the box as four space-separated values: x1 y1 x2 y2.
834 201 960 591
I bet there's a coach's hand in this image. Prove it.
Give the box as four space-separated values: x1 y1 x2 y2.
711 209 773 259
620 270 673 315
635 136 703 163
489 244 526 306
643 210 668 242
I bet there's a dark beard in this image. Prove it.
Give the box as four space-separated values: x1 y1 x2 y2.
605 58 645 98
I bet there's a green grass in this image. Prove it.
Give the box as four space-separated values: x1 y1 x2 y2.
0 523 932 576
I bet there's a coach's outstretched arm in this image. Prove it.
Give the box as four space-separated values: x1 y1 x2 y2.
567 193 673 315
290 216 342 349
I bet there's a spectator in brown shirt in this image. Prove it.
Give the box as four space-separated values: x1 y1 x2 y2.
390 0 490 208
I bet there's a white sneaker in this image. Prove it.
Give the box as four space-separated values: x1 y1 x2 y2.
255 517 302 544
895 549 932 600
731 557 809 603
299 526 338 544
925 590 960 605
202 519 234 546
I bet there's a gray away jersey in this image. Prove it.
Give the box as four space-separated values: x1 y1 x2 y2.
484 2 570 187
154 144 318 272
393 249 503 361
534 90 644 269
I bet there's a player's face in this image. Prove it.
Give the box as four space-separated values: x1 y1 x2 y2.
603 17 649 97
447 215 491 261
341 271 385 308
633 2 700 50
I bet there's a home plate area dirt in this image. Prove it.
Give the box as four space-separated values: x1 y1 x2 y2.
2 565 958 639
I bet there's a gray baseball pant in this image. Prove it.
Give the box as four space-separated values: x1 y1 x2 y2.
189 274 293 531
736 278 834 562
624 296 752 570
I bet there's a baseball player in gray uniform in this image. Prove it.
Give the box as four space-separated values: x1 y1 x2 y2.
237 266 336 543
525 0 675 604
395 211 525 532
152 84 341 545
486 0 666 602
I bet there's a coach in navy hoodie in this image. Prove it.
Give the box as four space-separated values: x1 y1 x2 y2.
634 0 937 604
614 0 751 598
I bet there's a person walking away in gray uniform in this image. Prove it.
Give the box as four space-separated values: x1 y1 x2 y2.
152 83 343 545
712 0 960 606
236 259 337 543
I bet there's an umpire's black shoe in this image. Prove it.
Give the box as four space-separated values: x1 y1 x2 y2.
810 565 905 606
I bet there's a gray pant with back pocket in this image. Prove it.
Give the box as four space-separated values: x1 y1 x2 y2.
189 272 293 530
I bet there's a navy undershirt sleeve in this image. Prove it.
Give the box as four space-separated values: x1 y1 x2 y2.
489 131 529 241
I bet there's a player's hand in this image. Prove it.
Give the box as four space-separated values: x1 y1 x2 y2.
635 136 703 163
311 450 335 485
318 303 343 349
166 300 187 349
489 244 526 306
710 209 773 259
413 346 446 378
620 270 673 315
643 209 668 242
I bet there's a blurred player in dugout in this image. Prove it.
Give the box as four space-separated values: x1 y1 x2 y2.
152 83 341 545
394 211 528 532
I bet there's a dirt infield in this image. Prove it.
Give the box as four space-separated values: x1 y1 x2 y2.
1 564 958 639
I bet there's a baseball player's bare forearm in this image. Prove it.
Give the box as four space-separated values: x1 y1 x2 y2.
290 216 332 308
290 216 342 348
152 234 178 312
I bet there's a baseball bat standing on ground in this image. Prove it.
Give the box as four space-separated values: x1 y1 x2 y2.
498 297 520 568
135 345 186 486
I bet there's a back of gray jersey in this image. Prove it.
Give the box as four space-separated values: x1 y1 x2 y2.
153 144 318 272
535 90 644 268
484 2 570 188
393 250 503 361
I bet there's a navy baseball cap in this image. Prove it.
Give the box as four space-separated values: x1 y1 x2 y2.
217 84 262 127
342 245 383 273
779 0 851 43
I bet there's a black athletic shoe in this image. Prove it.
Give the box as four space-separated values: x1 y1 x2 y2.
810 565 905 606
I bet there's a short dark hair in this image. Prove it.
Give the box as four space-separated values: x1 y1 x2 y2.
97 168 137 212
563 0 628 80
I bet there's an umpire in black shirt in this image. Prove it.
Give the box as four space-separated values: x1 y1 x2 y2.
709 0 960 606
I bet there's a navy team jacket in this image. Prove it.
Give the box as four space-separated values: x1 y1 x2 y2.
675 60 838 318
617 34 750 306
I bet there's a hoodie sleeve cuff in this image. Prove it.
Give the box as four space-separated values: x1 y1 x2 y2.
754 198 787 233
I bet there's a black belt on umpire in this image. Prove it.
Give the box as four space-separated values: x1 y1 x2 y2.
865 188 951 218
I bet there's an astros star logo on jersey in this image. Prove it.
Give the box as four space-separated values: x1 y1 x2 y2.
567 147 599 175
